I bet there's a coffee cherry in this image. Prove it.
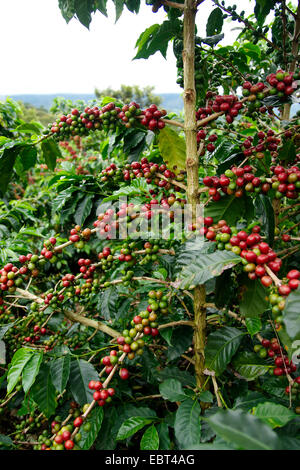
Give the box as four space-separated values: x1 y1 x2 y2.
119 368 129 380
64 440 74 450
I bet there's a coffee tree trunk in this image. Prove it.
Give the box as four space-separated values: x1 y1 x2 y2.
183 0 206 389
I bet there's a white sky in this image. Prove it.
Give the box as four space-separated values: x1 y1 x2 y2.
1 0 254 95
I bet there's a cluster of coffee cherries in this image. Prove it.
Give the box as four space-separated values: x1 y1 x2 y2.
47 101 168 141
99 157 185 192
88 379 116 407
23 324 47 344
203 165 271 200
254 338 298 379
194 218 285 289
0 263 22 293
242 130 280 158
196 129 218 153
93 195 186 241
268 271 300 325
82 289 168 410
242 81 268 113
266 70 297 98
271 165 300 200
68 226 92 249
140 104 167 131
43 404 88 450
196 95 243 123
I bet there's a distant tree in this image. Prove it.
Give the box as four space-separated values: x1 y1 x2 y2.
18 101 54 127
95 84 162 108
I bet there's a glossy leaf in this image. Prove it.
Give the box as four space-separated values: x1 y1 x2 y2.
205 326 244 376
41 138 62 171
232 352 271 380
245 317 262 337
22 352 43 394
140 424 159 450
206 7 223 36
134 20 181 60
31 364 57 418
205 195 253 226
176 250 242 289
253 402 296 428
69 359 99 405
50 355 71 393
174 399 201 449
206 409 280 450
239 276 269 318
117 417 155 440
74 194 94 226
159 379 187 402
255 195 274 245
7 348 33 394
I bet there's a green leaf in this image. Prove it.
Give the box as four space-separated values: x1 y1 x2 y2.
50 355 71 393
156 422 171 450
134 20 181 60
96 0 108 16
205 326 244 376
232 352 272 380
255 195 274 245
7 348 33 394
22 352 43 394
158 366 196 387
78 406 104 449
19 146 38 171
74 194 94 226
0 146 19 195
174 399 201 449
16 122 42 134
205 195 252 226
159 379 187 402
115 0 125 21
211 139 239 164
158 126 186 173
206 7 223 36
245 317 262 337
140 424 159 450
253 402 296 428
58 0 76 22
206 409 280 450
176 250 242 289
166 326 193 362
234 391 268 411
101 178 148 202
69 359 99 405
41 138 62 171
74 0 94 28
31 364 57 418
254 0 277 25
117 417 155 440
94 407 118 450
283 287 300 341
239 276 269 318
199 391 214 403
100 286 118 321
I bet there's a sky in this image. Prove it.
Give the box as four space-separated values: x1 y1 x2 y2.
0 0 253 96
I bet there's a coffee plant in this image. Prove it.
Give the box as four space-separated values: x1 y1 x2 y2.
1 0 300 451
